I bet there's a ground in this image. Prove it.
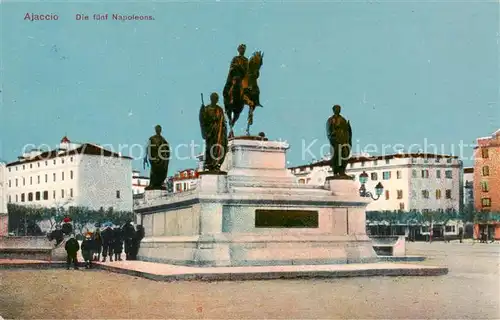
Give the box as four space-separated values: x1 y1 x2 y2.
1 242 499 319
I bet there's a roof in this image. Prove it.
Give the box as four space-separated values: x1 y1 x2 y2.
288 153 458 170
464 167 474 174
60 136 71 143
6 143 133 167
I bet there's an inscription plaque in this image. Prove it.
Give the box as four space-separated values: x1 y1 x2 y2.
255 209 319 228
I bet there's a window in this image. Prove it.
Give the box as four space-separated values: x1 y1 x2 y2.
15 179 18 187
61 189 65 198
70 157 73 162
481 181 489 192
61 158 65 164
411 190 416 199
30 176 32 185
424 158 429 164
70 188 73 198
45 174 48 183
399 203 405 210
397 190 403 199
43 191 48 200
445 189 452 199
385 190 390 200
53 159 56 165
70 170 73 179
482 148 489 158
412 170 417 178
15 195 18 202
61 172 64 181
445 226 455 233
28 192 33 201
8 195 11 203
53 173 56 181
23 165 25 170
298 179 305 184
383 171 391 180
422 209 430 213
45 161 48 166
447 158 452 163
35 192 40 201
481 198 491 207
37 162 40 167
8 180 11 187
436 189 442 199
435 158 441 163
436 170 441 179
30 164 32 168
396 171 402 179
411 158 416 164
22 178 25 186
37 175 40 184
370 172 378 180
445 170 452 179
421 170 429 178
53 190 56 199
482 166 489 176
116 190 120 199
385 159 390 164
374 160 378 166
8 167 11 172
21 193 25 202
361 161 365 167
422 190 429 199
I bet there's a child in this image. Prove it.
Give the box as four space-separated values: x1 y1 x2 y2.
81 233 94 269
64 234 80 270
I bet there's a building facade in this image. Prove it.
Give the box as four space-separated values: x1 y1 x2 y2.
0 162 8 235
473 129 500 240
473 129 500 212
132 170 150 196
5 136 134 212
463 167 474 211
173 169 199 193
289 153 463 213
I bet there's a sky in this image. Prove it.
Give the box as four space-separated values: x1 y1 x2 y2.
1 0 499 174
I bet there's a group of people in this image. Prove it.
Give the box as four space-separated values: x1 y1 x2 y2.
63 221 145 270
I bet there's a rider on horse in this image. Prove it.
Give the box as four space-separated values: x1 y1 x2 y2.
223 44 248 105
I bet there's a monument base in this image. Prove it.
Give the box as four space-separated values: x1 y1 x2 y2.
135 138 377 267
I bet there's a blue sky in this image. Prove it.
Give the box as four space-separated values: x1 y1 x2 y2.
1 0 498 174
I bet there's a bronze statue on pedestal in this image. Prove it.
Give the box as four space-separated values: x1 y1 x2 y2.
199 92 228 172
143 125 170 190
223 44 264 137
326 105 352 178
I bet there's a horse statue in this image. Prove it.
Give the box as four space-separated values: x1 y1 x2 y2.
224 51 264 137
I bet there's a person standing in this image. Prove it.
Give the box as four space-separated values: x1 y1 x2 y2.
101 226 114 262
112 227 123 261
64 234 80 270
130 225 145 260
93 228 102 261
122 220 135 260
81 233 95 269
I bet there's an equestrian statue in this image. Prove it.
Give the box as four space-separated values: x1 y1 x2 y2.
222 44 264 137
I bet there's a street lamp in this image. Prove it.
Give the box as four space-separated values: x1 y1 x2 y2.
359 171 384 200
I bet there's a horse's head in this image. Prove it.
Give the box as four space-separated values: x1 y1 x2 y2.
249 51 264 74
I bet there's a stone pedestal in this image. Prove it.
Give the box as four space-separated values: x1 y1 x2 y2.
135 137 378 267
143 189 168 204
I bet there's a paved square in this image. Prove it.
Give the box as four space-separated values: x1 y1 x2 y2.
1 242 498 319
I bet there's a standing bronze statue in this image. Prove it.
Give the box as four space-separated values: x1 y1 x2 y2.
326 105 352 178
199 92 228 172
143 125 170 190
223 44 264 137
